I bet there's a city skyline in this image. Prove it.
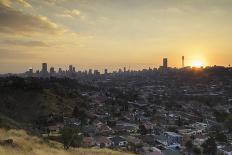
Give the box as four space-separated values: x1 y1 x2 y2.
1 0 232 73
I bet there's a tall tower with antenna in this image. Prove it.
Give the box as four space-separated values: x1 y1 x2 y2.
182 56 185 68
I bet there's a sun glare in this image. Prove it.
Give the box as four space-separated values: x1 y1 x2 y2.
191 60 203 68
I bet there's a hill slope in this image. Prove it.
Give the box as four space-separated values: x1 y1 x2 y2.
0 77 92 124
0 128 134 155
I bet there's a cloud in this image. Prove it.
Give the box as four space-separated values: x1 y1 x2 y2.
0 0 31 7
0 48 36 60
1 40 49 47
0 4 66 35
59 9 82 18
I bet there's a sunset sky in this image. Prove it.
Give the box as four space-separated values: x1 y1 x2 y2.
0 0 232 73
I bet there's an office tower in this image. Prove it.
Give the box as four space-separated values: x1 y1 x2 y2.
104 69 108 74
73 67 76 72
69 65 73 72
42 63 48 73
29 68 33 74
41 63 48 77
58 68 62 74
89 69 92 75
163 58 168 68
123 67 126 72
182 56 185 68
50 67 55 74
94 70 100 75
118 68 122 73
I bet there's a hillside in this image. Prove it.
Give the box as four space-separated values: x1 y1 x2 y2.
0 128 134 155
0 77 92 124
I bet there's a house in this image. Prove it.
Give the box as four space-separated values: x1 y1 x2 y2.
155 132 183 149
96 124 112 135
218 146 232 155
95 136 112 148
64 117 81 127
113 122 138 133
125 136 142 146
191 122 208 131
164 132 183 146
109 136 128 147
82 137 95 147
141 147 163 155
162 148 181 155
47 123 64 135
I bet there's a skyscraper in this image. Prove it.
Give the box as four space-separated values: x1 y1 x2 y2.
104 69 108 74
163 58 168 68
182 56 185 68
50 67 55 74
41 63 48 73
41 63 48 77
69 65 73 72
89 69 92 75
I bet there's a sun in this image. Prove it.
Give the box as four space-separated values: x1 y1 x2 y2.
191 60 203 68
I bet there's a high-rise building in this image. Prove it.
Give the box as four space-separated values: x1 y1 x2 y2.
41 63 48 77
50 67 55 73
29 68 33 74
89 69 92 75
182 56 185 68
123 67 126 72
42 63 48 73
118 68 122 73
69 65 73 72
94 70 100 75
104 69 108 74
58 68 62 74
163 58 168 68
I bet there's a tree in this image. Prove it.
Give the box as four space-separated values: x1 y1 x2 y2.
177 116 183 127
60 127 81 149
193 147 201 155
202 137 217 155
139 124 147 135
215 131 227 143
72 106 80 118
72 106 87 126
225 115 232 132
185 140 193 155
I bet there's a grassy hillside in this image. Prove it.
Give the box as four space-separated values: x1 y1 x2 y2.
0 128 134 155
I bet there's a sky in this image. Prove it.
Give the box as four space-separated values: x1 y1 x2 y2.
0 0 232 73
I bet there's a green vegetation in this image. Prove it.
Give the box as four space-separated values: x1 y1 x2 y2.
201 137 217 155
60 127 82 149
0 77 92 124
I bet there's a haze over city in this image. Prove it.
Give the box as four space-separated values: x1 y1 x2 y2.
0 0 232 73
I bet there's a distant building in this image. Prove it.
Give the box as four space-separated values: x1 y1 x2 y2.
41 63 48 77
69 65 73 72
163 58 168 68
58 68 62 74
182 56 185 68
118 68 122 73
50 67 55 76
41 63 48 73
89 69 93 75
50 67 55 73
94 70 100 75
26 68 33 77
104 69 108 74
29 68 33 74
